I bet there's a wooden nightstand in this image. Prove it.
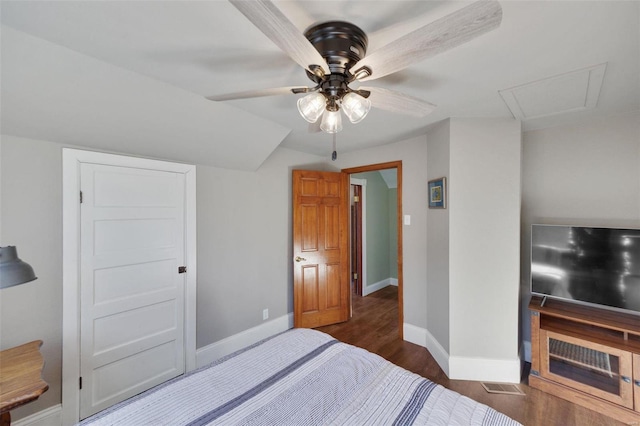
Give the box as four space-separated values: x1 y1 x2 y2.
0 341 49 426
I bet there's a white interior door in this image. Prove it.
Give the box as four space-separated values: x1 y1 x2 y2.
79 163 186 419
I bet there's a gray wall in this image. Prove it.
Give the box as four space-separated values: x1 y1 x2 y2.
448 118 521 367
0 136 63 419
196 148 334 346
520 111 640 360
426 120 451 352
4 110 634 419
0 135 327 420
425 118 522 379
0 133 428 420
337 136 429 328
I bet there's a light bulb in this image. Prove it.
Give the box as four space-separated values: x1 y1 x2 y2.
341 92 371 124
320 109 343 134
297 93 325 123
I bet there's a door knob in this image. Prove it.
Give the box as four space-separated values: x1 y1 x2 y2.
295 256 306 262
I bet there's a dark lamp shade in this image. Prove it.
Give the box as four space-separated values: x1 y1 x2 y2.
0 246 37 289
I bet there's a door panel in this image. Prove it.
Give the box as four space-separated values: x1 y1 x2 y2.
302 265 320 312
293 170 349 328
80 164 185 419
326 263 341 308
92 340 178 406
301 205 319 250
325 205 340 248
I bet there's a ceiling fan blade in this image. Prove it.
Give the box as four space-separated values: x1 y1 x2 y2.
353 0 502 81
229 0 330 75
206 86 310 101
362 86 436 117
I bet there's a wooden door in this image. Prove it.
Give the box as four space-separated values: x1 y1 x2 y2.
79 163 186 419
293 170 349 328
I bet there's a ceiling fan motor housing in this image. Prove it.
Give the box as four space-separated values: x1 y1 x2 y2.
304 21 368 81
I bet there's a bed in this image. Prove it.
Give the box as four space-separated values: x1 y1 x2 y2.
80 328 521 425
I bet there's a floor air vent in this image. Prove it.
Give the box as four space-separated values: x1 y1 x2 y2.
481 382 525 396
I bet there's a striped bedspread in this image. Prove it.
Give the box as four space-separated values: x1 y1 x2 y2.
80 329 520 425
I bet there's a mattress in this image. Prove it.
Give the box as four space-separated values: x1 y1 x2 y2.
80 328 520 425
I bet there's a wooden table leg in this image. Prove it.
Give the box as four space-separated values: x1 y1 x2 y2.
0 411 11 426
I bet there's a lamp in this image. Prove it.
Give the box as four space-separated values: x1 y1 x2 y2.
320 109 343 134
341 92 371 124
0 246 37 289
297 92 326 123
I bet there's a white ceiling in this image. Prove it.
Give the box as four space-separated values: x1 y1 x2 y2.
1 1 638 167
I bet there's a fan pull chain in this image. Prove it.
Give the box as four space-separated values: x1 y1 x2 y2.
332 133 337 161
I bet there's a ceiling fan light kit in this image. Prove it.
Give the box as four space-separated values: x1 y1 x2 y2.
297 92 326 123
212 0 503 146
295 20 372 131
297 90 371 125
341 92 371 124
320 109 343 134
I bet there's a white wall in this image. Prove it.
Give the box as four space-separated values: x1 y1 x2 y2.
520 111 640 360
448 118 522 381
426 120 451 353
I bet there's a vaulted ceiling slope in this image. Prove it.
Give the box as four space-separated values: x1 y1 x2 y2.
1 1 639 163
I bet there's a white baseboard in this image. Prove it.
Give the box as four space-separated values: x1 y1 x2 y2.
449 356 521 383
12 404 61 426
403 323 450 376
196 313 294 367
389 278 398 286
363 278 395 296
403 323 520 382
403 322 428 347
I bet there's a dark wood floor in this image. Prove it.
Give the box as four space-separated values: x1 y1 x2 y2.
316 286 628 426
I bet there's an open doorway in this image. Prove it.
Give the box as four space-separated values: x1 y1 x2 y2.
342 162 403 339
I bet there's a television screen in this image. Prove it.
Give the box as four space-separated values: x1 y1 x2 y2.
531 224 640 313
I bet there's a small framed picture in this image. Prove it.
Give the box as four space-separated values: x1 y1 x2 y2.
428 177 446 209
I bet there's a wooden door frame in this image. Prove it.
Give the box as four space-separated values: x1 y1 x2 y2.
350 179 366 296
342 161 403 339
61 149 197 425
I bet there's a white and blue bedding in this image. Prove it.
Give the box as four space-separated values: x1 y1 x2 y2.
80 329 520 425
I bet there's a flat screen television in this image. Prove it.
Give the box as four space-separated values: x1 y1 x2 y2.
531 224 640 314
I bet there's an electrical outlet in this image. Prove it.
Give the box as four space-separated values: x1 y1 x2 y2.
263 309 269 320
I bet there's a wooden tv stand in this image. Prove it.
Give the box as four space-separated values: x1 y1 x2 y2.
529 296 640 423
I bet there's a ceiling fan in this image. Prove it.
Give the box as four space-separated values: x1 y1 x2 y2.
207 0 502 134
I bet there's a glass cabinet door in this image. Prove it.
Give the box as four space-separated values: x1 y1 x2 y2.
541 330 633 409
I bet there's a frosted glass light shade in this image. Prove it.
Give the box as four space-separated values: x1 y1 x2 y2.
320 109 343 133
297 93 326 123
341 92 371 124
